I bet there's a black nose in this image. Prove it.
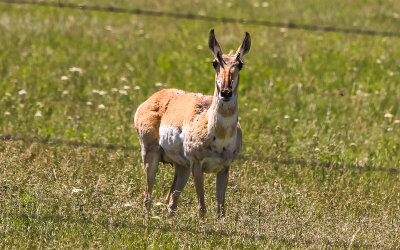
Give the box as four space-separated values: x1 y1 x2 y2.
221 90 232 99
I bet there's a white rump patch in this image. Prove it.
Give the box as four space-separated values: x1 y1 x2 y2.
134 101 147 125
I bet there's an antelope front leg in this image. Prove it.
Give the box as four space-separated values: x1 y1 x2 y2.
191 161 206 216
216 166 229 216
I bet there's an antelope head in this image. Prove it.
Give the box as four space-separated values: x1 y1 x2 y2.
208 29 251 102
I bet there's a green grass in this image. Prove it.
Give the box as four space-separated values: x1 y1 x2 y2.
40 0 400 32
1 1 400 248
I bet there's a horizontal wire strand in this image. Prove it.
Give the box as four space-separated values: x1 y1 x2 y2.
1 0 400 38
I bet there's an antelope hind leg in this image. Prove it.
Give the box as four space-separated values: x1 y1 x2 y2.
143 150 160 219
167 164 190 215
165 171 177 204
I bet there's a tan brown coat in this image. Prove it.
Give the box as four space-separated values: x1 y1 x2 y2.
135 29 250 217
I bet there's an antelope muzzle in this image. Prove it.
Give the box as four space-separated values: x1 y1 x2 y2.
220 88 233 101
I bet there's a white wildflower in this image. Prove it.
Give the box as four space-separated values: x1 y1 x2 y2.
123 85 130 90
18 89 27 95
98 104 105 109
92 89 106 95
155 202 164 206
4 111 11 115
394 120 400 124
262 2 269 7
384 113 393 118
111 88 118 92
120 77 127 81
155 82 163 87
34 111 42 117
119 90 128 95
86 101 92 106
61 75 68 81
294 118 299 122
315 147 320 152
134 86 141 90
387 127 393 131
284 115 290 119
72 188 83 193
376 59 381 64
62 90 69 95
69 67 83 74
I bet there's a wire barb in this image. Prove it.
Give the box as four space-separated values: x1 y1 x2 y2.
1 0 400 38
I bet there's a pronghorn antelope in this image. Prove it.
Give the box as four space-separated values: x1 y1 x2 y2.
134 29 251 217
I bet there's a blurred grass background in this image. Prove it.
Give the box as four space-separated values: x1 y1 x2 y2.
1 1 400 248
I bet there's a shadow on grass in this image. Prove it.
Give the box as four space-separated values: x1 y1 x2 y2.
1 133 399 174
4 211 376 248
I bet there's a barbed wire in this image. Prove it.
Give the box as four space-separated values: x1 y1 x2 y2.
1 133 399 174
1 1 399 173
0 134 136 150
2 0 400 38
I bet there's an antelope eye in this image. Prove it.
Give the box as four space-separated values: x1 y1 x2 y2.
212 60 218 69
238 61 243 70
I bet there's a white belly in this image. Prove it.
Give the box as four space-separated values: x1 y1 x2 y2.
159 125 238 172
159 125 188 166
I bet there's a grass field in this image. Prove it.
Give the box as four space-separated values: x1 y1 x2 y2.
1 1 400 248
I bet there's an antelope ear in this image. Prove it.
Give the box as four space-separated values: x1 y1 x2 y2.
236 32 251 60
209 29 223 58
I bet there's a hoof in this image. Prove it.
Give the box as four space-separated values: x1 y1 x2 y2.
217 207 226 217
199 207 207 218
168 210 176 218
167 204 177 217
